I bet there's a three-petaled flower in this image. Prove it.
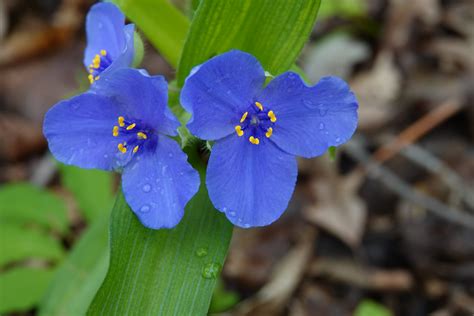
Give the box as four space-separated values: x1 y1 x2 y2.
44 69 200 229
84 2 134 84
181 50 358 228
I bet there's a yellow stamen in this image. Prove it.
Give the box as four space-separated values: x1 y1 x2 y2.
118 116 125 127
137 132 147 140
265 127 273 138
94 76 100 81
240 111 248 123
100 49 107 56
268 110 277 122
255 101 263 111
88 74 94 84
249 136 260 145
112 126 119 137
118 143 127 154
235 125 244 137
126 123 136 130
92 55 100 68
133 145 139 153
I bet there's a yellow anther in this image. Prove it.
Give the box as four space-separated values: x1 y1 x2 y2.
94 76 100 81
265 127 273 138
133 145 139 153
235 125 244 137
100 49 107 56
137 132 148 140
88 74 94 84
118 116 125 127
255 101 263 111
268 110 277 123
249 136 260 145
240 111 248 123
112 126 119 137
92 55 100 68
118 143 127 154
126 123 136 130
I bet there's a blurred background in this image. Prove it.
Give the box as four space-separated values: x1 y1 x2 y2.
0 0 473 315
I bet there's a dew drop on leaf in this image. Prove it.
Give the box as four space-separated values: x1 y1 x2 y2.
196 247 208 257
202 262 221 279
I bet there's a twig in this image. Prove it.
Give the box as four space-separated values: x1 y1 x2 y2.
400 144 474 210
372 99 463 163
309 258 413 291
345 138 474 229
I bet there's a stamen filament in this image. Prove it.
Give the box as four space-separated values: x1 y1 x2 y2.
255 102 263 111
235 125 244 137
265 127 273 138
249 136 260 145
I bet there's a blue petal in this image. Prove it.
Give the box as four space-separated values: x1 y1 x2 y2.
207 135 297 228
257 74 358 158
43 93 121 171
95 23 135 79
122 135 200 229
181 50 266 140
91 68 180 136
83 2 128 68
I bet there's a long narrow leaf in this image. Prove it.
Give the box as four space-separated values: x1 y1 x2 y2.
177 0 321 85
87 156 232 315
113 0 190 68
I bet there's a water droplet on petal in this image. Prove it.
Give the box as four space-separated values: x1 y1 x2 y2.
140 205 151 213
243 223 250 228
196 247 208 257
229 211 236 217
303 99 314 107
319 123 325 130
168 153 173 158
202 262 221 279
142 184 151 193
335 137 341 143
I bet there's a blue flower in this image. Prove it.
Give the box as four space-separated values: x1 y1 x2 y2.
44 69 200 229
84 2 134 84
181 50 358 228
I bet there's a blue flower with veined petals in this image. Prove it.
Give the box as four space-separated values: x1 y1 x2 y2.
43 69 200 229
84 2 134 84
180 50 358 228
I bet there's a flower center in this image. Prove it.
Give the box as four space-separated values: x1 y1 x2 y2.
234 101 277 145
88 49 113 84
112 116 150 154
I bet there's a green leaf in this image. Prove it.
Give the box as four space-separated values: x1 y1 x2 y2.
317 0 366 19
0 224 64 266
354 300 393 316
38 215 110 316
113 0 190 68
177 0 321 85
87 160 233 315
59 164 114 222
0 268 54 313
0 183 68 233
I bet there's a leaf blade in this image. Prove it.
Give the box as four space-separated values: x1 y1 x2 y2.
177 0 321 85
